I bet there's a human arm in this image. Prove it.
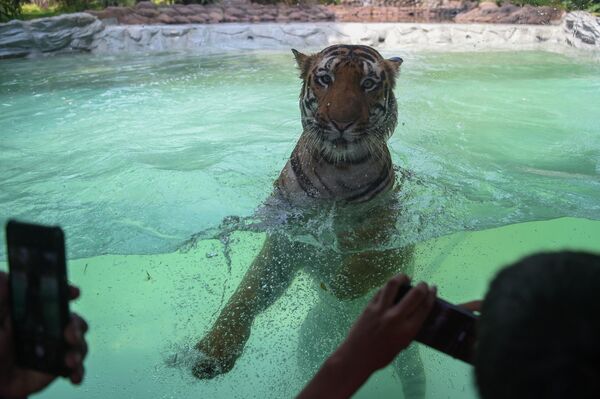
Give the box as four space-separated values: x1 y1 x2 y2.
0 271 89 399
297 274 436 399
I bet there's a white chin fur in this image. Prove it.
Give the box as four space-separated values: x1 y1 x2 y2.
322 140 368 162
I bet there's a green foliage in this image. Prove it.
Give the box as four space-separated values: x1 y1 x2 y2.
58 0 95 12
565 0 600 11
509 0 556 5
504 0 600 11
4 0 108 20
19 2 62 18
0 0 22 22
2 0 217 20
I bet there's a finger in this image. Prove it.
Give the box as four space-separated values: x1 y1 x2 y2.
64 314 88 346
79 337 89 359
69 364 84 385
64 319 83 346
73 313 89 333
0 273 8 325
388 282 429 317
68 285 81 300
65 350 82 369
371 288 383 306
0 271 8 302
458 300 482 313
380 274 410 308
406 286 437 332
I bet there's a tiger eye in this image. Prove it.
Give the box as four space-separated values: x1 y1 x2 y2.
362 79 376 90
319 75 332 85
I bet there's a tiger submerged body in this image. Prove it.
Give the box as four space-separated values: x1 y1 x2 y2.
194 45 425 397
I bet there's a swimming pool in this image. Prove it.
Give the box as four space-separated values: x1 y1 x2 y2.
1 50 600 398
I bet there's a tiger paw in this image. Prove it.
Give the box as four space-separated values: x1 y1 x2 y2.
192 352 235 379
192 332 245 379
192 344 238 380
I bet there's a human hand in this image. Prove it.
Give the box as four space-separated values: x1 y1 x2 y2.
296 275 436 399
0 271 89 399
333 274 437 376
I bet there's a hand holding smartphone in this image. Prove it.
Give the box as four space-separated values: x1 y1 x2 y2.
297 276 476 399
5 220 72 375
395 283 478 364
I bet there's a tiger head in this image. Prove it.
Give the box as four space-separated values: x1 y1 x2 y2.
292 45 403 164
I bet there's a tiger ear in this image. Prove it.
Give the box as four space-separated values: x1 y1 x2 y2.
291 48 313 80
385 56 403 73
383 56 403 86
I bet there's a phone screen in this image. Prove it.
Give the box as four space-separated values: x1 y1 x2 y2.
6 220 69 374
395 284 477 364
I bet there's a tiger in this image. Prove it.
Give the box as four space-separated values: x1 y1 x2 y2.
193 45 425 398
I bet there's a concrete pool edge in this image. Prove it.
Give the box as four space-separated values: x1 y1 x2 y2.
0 11 599 59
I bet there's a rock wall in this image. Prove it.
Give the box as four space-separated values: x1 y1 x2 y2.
0 11 598 59
339 0 465 7
329 4 474 23
91 22 569 54
89 1 335 25
455 2 563 25
563 11 600 49
89 13 600 54
88 1 562 25
0 13 103 59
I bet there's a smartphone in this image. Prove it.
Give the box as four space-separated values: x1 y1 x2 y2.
395 284 477 364
6 220 70 375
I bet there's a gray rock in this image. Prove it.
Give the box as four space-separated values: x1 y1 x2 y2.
2 11 600 59
563 11 600 48
455 3 563 24
0 13 103 59
0 20 30 58
88 22 567 54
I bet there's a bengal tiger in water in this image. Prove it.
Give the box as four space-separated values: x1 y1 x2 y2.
194 45 425 397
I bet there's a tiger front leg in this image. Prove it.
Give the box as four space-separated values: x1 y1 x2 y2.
327 245 414 300
193 234 300 379
193 299 252 378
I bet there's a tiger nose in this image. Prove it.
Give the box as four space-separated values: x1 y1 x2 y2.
331 119 355 133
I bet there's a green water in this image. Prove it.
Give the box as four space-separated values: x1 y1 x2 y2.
1 50 600 398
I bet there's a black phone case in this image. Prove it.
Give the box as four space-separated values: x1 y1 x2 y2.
6 220 70 376
394 283 477 364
